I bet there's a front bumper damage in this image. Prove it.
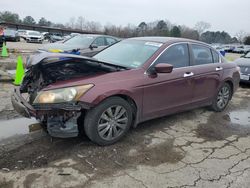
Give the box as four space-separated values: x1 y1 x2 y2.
11 87 90 138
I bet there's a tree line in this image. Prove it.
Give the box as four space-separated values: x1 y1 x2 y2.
1 11 249 45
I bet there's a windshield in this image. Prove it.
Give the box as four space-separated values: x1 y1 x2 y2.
245 52 250 58
94 40 162 68
64 35 94 46
4 29 15 35
28 32 41 36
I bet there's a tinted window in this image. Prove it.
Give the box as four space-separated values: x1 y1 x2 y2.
212 50 220 63
155 44 189 68
106 37 117 45
191 44 213 65
93 37 105 46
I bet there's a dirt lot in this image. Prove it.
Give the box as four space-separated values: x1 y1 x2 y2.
6 40 47 52
0 42 250 187
0 81 250 187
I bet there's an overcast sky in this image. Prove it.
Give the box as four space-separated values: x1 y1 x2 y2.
1 0 249 36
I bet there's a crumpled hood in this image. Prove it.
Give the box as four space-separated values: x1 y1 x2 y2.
234 58 250 66
39 43 88 52
27 52 98 66
21 52 124 94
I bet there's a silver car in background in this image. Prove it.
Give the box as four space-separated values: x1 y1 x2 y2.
235 52 250 83
25 30 43 43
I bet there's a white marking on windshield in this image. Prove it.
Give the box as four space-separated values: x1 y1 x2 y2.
145 42 162 47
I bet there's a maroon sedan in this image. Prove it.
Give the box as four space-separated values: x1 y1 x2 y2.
12 37 240 145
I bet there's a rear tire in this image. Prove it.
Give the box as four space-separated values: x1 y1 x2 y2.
83 97 133 146
211 83 232 112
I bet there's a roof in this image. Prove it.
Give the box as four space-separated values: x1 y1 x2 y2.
128 36 206 45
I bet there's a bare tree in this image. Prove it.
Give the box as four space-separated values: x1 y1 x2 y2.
194 21 211 36
66 17 76 29
76 16 86 30
180 25 199 40
235 30 247 44
85 21 102 32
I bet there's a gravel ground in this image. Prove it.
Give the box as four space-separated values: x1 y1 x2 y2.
0 82 250 188
6 40 48 52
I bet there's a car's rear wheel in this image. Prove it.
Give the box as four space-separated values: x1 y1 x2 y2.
84 97 133 145
211 83 232 112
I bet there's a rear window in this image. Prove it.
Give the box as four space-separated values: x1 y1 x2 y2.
191 44 213 65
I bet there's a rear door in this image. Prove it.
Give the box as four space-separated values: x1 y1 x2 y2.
190 44 223 103
142 43 195 121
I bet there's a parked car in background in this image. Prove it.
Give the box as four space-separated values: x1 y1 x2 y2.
42 32 64 42
244 46 250 54
4 29 20 42
70 33 80 37
25 31 43 43
17 30 27 40
41 32 49 40
233 46 250 54
39 34 119 56
235 52 250 83
223 45 235 53
12 37 240 145
63 35 73 40
48 34 64 43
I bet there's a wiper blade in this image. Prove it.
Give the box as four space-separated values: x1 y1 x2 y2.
93 59 130 70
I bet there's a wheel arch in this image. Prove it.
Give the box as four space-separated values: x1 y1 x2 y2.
102 94 138 127
90 92 139 128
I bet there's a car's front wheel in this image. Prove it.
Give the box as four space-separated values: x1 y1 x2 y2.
83 97 133 145
211 83 232 112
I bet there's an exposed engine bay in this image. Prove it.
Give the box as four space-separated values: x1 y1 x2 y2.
20 53 121 102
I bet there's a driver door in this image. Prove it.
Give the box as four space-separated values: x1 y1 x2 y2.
142 43 194 121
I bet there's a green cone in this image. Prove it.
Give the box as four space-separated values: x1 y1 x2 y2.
13 55 25 85
1 43 9 57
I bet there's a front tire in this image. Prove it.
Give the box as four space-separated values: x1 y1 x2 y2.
84 97 133 146
211 83 232 112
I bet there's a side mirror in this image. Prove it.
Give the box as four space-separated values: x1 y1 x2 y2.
154 63 173 73
89 44 98 50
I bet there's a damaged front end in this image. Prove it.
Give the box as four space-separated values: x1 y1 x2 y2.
12 88 84 137
12 52 122 138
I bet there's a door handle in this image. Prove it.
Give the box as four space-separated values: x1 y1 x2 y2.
183 72 194 77
216 67 223 71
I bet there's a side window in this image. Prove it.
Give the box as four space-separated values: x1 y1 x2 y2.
212 50 220 63
93 37 105 46
191 44 213 65
106 37 117 45
155 44 190 68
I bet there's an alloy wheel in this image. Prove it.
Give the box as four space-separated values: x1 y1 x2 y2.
97 105 128 141
217 85 230 109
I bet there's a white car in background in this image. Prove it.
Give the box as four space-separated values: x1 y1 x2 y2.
25 31 43 43
17 29 27 40
233 46 250 54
